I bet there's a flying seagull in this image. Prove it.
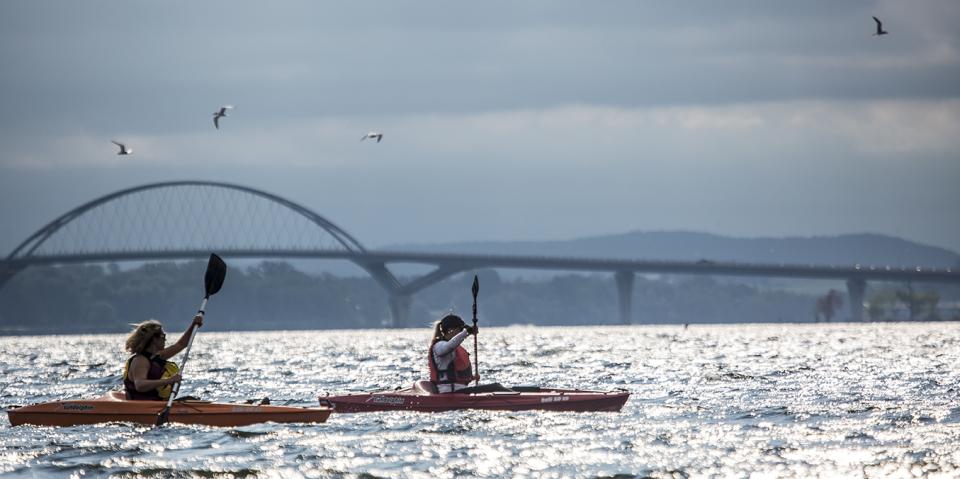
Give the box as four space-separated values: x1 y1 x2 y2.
110 140 132 155
361 131 383 143
213 105 234 129
872 16 888 36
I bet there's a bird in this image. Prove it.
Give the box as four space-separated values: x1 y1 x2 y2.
361 131 383 143
872 16 888 36
110 140 132 155
213 105 234 129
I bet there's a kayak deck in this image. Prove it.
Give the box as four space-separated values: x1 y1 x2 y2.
7 392 331 427
319 386 629 413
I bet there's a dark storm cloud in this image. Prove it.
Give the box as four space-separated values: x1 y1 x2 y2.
1 1 957 137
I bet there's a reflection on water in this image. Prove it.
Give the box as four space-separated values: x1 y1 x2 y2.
2 323 960 477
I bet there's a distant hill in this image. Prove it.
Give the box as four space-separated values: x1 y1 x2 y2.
384 231 960 269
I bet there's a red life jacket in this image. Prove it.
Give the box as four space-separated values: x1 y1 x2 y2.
428 344 473 386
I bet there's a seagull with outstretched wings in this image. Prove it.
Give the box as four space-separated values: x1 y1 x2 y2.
361 131 383 143
213 105 234 129
872 16 888 36
111 140 132 155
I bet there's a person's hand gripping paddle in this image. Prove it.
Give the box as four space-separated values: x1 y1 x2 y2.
156 253 226 426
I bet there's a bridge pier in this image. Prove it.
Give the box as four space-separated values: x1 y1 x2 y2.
846 278 866 321
0 262 24 292
388 294 412 328
615 271 634 325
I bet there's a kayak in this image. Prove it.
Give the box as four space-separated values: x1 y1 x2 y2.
319 386 629 413
7 391 331 427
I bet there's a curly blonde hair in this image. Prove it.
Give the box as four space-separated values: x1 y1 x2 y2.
125 320 163 354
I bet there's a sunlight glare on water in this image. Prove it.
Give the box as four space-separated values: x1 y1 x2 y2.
2 322 960 477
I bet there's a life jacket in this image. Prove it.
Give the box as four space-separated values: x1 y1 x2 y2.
123 354 179 400
428 343 473 386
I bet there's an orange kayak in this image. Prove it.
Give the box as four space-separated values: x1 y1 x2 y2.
7 392 331 427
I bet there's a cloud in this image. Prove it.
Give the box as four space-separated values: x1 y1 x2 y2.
0 100 960 175
786 99 960 154
4 98 957 173
2 1 959 140
395 100 960 162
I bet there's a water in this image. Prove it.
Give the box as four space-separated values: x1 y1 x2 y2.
2 323 960 478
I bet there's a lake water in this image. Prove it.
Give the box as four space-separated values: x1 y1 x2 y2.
2 322 959 478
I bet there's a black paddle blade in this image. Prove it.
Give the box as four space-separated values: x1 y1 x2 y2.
472 275 479 299
156 407 170 426
204 253 227 298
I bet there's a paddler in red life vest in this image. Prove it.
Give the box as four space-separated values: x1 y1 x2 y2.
122 315 202 400
428 314 480 393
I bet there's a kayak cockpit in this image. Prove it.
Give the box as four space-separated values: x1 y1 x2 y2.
99 391 128 402
93 390 211 404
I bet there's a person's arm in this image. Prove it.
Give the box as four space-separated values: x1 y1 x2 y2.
129 356 180 392
155 314 203 360
433 329 470 356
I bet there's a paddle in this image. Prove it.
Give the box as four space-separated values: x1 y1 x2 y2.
156 253 227 426
471 275 479 386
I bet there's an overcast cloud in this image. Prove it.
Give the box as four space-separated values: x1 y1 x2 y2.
1 0 958 255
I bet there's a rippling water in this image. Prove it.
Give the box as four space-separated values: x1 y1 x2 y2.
2 323 960 478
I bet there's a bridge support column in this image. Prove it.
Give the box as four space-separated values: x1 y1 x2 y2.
846 278 866 322
388 294 412 328
615 271 634 325
0 262 24 292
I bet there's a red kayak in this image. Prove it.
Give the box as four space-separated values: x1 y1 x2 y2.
7 391 332 427
319 386 629 413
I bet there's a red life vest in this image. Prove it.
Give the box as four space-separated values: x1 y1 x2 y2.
428 344 473 385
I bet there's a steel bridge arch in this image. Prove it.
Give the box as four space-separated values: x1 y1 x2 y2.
6 180 367 261
0 180 429 326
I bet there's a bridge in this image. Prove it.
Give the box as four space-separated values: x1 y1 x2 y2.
2 181 958 326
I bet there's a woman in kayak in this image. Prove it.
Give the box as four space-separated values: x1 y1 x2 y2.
421 314 512 394
122 315 203 400
427 314 479 393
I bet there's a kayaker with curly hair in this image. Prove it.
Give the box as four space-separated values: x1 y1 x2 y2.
122 315 203 400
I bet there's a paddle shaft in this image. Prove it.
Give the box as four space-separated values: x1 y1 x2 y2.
161 298 206 411
156 253 225 426
472 275 479 386
472 313 478 386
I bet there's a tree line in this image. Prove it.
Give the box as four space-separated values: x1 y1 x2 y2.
0 261 955 334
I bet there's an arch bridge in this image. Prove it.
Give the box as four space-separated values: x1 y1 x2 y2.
2 181 958 326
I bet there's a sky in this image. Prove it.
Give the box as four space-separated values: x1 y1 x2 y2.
1 0 959 256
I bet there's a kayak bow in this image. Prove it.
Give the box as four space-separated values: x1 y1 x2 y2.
319 386 629 413
7 391 331 427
